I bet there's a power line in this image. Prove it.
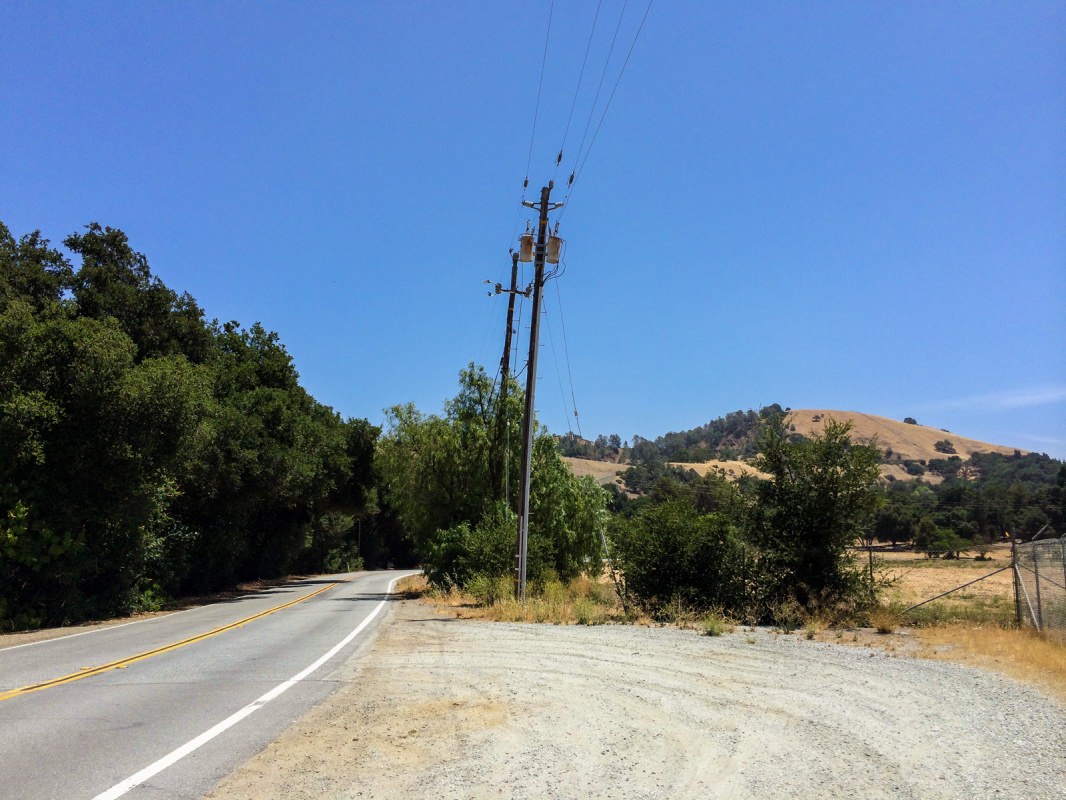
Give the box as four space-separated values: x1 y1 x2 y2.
552 268 582 438
524 0 556 191
553 0 604 183
542 302 574 437
566 0 629 195
562 0 654 219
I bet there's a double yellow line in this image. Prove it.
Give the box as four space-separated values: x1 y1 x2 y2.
0 581 339 704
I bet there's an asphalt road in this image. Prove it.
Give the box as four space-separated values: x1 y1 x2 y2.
0 569 416 800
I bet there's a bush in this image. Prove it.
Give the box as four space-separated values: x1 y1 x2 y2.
467 573 513 606
423 502 516 588
701 612 732 636
609 501 748 614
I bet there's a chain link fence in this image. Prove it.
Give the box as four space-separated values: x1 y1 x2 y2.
1013 535 1066 644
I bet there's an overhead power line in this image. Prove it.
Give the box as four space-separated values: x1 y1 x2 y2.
563 0 654 216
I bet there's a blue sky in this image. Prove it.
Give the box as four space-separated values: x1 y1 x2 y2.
2 2 1064 458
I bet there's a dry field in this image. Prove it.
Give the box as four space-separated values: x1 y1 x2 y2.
876 545 1015 608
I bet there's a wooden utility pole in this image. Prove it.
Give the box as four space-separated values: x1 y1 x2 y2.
515 181 563 601
493 252 521 504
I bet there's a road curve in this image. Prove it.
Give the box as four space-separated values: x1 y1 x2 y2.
0 569 416 800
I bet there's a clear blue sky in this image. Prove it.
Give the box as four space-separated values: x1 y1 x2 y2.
3 2 1064 458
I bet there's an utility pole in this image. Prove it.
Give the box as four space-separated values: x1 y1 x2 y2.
491 252 522 504
515 181 563 601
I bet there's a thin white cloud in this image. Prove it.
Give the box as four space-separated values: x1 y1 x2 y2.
921 386 1066 413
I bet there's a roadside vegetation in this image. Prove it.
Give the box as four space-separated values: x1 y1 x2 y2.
5 213 1064 713
0 221 402 630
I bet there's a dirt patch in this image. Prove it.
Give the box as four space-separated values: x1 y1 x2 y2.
207 600 1065 800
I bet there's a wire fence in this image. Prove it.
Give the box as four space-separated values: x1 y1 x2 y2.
1013 535 1066 644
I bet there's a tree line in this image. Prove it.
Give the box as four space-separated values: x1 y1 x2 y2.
1 221 386 629
7 219 1060 631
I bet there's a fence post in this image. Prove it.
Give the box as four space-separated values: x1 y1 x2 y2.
1012 539 1021 628
1032 547 1043 631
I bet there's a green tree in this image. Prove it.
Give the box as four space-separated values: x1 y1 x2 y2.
609 501 747 614
746 417 882 608
1 220 384 627
377 365 606 588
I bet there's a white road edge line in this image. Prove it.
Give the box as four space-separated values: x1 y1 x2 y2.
91 572 418 800
0 606 198 653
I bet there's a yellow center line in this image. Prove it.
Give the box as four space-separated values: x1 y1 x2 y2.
0 581 340 703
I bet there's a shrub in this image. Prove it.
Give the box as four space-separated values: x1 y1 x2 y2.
467 573 513 606
609 501 748 615
701 612 732 636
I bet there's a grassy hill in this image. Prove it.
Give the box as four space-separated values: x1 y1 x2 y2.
563 409 1027 487
786 410 1022 462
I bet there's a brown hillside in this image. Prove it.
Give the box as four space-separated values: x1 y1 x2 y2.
561 457 626 488
669 459 768 481
787 410 1024 463
564 412 1025 488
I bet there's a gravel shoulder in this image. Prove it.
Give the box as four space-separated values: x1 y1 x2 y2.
207 599 1066 800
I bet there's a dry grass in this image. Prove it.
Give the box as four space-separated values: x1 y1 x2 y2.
879 548 1014 606
913 626 1066 703
788 409 1023 463
560 457 627 487
668 459 768 480
397 573 634 626
823 624 1066 705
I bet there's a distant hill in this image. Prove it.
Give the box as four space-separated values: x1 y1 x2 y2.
562 408 1031 488
785 410 1023 462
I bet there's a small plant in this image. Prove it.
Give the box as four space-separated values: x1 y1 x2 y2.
868 605 899 634
467 574 513 606
770 598 806 632
574 597 605 625
701 612 732 637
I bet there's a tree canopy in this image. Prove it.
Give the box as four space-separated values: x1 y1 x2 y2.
0 221 381 629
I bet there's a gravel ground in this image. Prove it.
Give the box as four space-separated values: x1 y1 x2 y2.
207 600 1066 800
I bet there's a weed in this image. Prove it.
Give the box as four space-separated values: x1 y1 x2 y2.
574 597 605 625
701 612 732 637
467 574 513 606
868 605 899 634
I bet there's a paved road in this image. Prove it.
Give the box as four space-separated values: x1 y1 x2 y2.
0 569 416 800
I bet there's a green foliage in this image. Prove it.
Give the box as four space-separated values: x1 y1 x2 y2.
425 502 517 588
377 365 607 590
934 439 957 454
876 450 1064 547
746 417 882 609
556 432 623 461
913 518 969 558
609 501 748 613
0 220 383 629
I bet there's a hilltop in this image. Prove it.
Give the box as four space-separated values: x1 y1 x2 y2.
785 410 1022 462
561 408 1031 488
